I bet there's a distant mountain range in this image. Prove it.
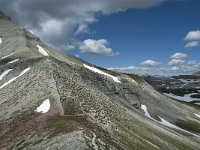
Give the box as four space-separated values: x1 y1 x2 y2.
0 11 200 150
194 71 200 76
144 75 200 105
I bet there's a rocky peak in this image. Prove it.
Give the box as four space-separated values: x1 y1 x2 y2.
0 11 11 20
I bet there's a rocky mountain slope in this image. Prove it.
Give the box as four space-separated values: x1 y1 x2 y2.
0 11 200 150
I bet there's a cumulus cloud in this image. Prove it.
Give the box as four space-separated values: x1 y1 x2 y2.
140 60 160 66
108 55 200 75
108 66 153 75
167 59 200 74
170 53 188 59
0 0 165 48
79 39 119 56
170 66 180 71
185 41 199 48
65 45 75 50
184 30 200 41
109 62 200 76
168 59 185 66
75 55 80 58
184 30 200 48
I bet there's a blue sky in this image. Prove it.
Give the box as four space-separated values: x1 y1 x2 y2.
72 0 200 75
1 0 200 75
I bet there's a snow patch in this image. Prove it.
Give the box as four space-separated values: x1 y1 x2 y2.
0 69 12 80
0 67 30 89
179 79 200 84
0 38 2 44
158 117 198 137
194 113 200 119
36 99 50 113
195 102 200 105
83 64 121 83
163 93 200 102
141 104 199 137
2 52 14 59
7 59 19 64
141 104 152 119
37 45 48 56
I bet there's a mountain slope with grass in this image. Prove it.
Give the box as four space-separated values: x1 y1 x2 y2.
0 11 200 150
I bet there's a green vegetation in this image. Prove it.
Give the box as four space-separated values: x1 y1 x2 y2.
120 77 131 84
48 116 82 134
95 66 121 76
0 58 12 65
126 73 145 84
175 119 200 133
174 100 200 109
51 116 69 125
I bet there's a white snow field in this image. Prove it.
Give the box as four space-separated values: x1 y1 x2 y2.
2 52 14 59
163 93 200 102
158 117 198 137
83 64 121 83
37 45 48 56
141 104 199 137
0 69 12 80
7 59 19 64
36 99 50 113
141 104 152 119
0 37 2 44
194 113 200 119
0 67 30 89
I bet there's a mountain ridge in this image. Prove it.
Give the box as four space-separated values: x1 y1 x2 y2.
0 11 200 150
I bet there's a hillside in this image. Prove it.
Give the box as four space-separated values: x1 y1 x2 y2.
0 11 200 150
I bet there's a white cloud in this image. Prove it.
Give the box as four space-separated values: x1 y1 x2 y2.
0 0 165 47
75 23 89 34
65 45 75 50
79 39 119 56
184 30 200 41
108 63 200 76
108 66 154 75
108 66 136 71
108 58 200 76
170 66 180 71
185 41 199 48
170 53 188 59
75 55 80 58
184 30 200 48
168 59 185 66
140 60 160 66
188 60 198 65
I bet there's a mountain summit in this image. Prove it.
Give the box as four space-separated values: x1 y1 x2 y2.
0 11 200 150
